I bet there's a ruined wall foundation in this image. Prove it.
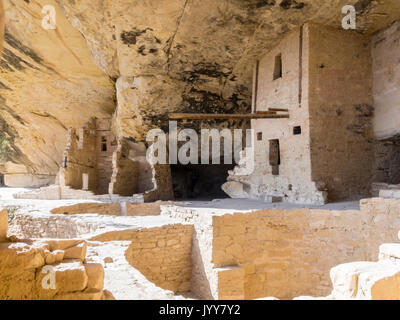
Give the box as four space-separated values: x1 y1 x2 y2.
162 197 400 299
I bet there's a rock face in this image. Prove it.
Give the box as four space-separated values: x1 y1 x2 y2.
0 0 115 184
56 0 379 139
1 0 399 184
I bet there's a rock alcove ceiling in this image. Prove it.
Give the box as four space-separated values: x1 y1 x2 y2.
1 0 400 178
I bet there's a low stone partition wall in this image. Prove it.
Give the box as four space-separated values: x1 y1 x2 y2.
13 185 133 201
8 206 194 295
162 205 217 299
10 201 171 239
123 225 193 293
51 203 121 216
162 198 400 300
9 212 101 239
0 210 108 300
50 201 167 216
214 198 400 299
90 224 193 293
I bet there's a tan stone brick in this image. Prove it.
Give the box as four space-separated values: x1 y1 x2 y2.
63 242 87 261
85 263 104 290
0 209 7 241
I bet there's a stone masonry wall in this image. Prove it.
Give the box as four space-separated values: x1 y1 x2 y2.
225 25 326 205
0 209 107 300
9 212 101 239
91 224 193 293
212 198 400 300
161 205 217 300
226 23 377 204
0 239 108 300
60 118 117 195
124 225 193 293
61 119 98 192
372 21 400 140
308 23 375 201
374 139 400 184
95 119 117 194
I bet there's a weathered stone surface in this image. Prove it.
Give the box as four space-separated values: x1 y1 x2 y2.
34 259 88 299
161 197 400 299
63 242 87 261
222 181 249 199
330 261 378 299
124 224 193 293
0 270 36 300
330 260 400 300
126 201 166 216
0 0 115 182
45 249 64 265
51 203 121 216
84 263 105 291
0 209 7 241
45 239 84 252
0 242 45 278
55 288 103 300
216 266 245 300
0 0 4 55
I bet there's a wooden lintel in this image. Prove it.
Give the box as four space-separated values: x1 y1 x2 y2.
268 108 289 112
256 111 277 115
169 113 289 120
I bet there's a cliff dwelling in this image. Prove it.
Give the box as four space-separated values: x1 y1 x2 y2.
1 0 400 305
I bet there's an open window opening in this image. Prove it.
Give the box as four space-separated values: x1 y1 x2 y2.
269 139 281 176
101 136 107 152
293 126 302 135
273 54 282 80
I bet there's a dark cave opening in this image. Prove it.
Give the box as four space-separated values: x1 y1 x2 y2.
171 163 234 200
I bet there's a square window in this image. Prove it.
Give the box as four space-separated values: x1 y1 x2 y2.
293 126 302 135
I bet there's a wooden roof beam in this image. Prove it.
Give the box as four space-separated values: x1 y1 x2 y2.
169 113 289 120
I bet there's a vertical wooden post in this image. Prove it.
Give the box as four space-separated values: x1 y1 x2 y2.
252 60 260 114
298 25 303 108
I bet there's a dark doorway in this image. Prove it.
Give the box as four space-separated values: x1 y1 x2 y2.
375 138 400 184
171 163 234 200
269 139 281 176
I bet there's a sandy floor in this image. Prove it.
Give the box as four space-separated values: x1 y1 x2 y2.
86 241 195 300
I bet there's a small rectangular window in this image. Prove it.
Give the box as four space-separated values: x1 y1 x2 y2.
273 54 282 80
257 132 263 141
293 126 302 135
101 136 107 152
